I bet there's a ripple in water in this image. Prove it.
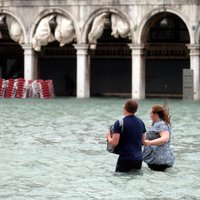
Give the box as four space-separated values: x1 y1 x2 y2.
0 98 199 199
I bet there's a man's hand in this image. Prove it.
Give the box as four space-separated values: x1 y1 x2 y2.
106 130 111 141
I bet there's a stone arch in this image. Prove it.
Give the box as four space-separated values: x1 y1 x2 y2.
29 8 79 45
137 7 191 99
81 7 133 44
135 7 192 44
194 23 200 44
83 8 132 97
0 9 27 44
30 8 78 96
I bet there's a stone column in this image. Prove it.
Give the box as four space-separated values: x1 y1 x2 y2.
74 44 90 98
22 44 38 80
128 44 146 99
187 44 200 100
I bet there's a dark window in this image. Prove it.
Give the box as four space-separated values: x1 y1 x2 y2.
147 15 190 43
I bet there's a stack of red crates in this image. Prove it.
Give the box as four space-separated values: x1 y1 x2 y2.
15 78 27 98
26 80 34 98
0 78 55 98
38 80 51 99
0 78 5 98
4 78 15 98
45 80 55 98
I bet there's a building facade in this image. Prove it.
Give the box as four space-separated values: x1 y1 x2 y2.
0 0 200 99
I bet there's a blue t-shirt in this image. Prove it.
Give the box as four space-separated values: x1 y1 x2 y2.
113 115 146 161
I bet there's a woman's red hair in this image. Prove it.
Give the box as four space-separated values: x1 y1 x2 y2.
152 104 171 125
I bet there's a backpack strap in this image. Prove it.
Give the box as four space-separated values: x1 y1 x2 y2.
118 119 124 134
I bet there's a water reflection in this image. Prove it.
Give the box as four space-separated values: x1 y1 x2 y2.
0 98 199 199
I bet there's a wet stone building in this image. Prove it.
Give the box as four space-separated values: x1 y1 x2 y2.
0 0 200 99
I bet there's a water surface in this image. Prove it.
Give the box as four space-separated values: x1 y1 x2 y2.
0 98 199 199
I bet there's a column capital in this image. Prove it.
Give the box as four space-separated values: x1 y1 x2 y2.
128 44 145 50
21 43 33 50
128 44 146 56
187 44 200 56
187 44 200 50
73 43 89 50
73 44 89 55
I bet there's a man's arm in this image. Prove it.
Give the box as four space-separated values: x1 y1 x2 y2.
106 131 120 147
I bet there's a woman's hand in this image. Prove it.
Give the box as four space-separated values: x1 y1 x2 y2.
144 131 169 146
143 140 152 146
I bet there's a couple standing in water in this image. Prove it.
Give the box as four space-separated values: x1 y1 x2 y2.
106 99 175 172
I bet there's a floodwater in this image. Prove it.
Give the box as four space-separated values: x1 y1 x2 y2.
0 98 199 200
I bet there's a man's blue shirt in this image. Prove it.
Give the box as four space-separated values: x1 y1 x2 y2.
113 115 146 160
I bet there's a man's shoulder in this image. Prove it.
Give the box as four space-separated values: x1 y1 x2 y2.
126 115 144 123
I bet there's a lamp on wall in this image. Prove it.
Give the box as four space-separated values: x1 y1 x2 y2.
160 18 168 28
104 13 111 29
160 0 168 28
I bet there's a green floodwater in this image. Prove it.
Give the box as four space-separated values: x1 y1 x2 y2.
0 98 199 200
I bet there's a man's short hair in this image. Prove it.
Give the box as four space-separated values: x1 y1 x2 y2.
124 99 138 114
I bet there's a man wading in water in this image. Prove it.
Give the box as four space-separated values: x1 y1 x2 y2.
106 99 146 172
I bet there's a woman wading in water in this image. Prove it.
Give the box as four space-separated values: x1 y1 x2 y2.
143 105 175 171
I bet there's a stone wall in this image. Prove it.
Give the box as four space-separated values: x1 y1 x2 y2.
0 0 200 99
0 0 200 44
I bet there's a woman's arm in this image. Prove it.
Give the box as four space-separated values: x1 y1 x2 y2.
142 133 146 145
144 130 169 146
106 130 120 147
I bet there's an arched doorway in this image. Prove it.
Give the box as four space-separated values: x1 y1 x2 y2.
39 41 76 96
144 13 190 98
32 13 77 96
0 14 24 79
89 12 132 97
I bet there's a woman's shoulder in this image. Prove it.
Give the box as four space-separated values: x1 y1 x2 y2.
154 120 168 126
153 120 170 132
